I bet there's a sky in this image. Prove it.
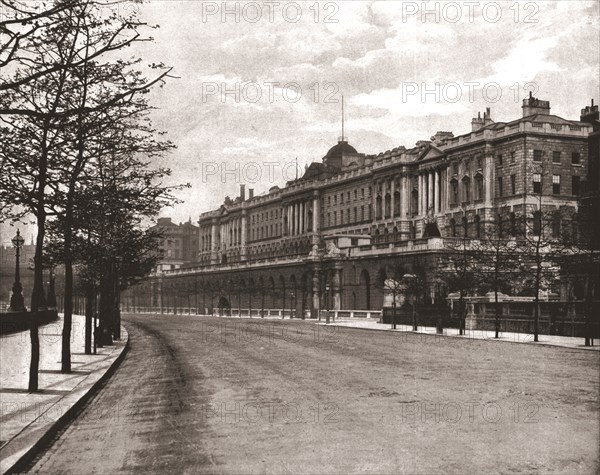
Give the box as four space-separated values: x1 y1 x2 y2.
1 0 599 244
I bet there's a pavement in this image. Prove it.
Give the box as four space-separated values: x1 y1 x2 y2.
187 313 598 351
316 318 600 351
0 314 128 474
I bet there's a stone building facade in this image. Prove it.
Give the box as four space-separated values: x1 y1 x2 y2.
150 217 199 273
129 95 595 315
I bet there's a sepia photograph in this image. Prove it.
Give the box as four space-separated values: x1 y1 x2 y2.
0 1 599 473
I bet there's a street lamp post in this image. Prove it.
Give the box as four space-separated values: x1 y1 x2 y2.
325 283 330 324
8 230 26 312
290 290 295 319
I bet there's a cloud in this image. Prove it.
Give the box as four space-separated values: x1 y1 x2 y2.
125 0 600 223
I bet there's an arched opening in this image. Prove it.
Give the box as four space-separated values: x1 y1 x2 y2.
217 296 231 316
269 276 276 309
360 269 371 310
376 195 383 219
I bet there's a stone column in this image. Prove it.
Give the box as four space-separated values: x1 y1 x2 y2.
332 267 341 310
210 219 218 264
372 181 377 223
311 267 320 319
484 147 493 207
390 178 396 218
401 175 409 218
434 169 440 213
312 193 320 244
241 211 247 260
419 174 423 214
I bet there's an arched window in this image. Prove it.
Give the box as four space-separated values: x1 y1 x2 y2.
462 216 468 237
474 215 481 238
474 173 484 201
450 179 459 206
462 176 471 203
376 195 383 219
449 218 456 237
384 193 391 218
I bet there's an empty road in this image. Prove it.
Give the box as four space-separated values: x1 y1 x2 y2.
25 314 599 474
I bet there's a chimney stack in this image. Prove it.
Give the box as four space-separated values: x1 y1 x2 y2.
240 184 246 201
522 93 551 117
580 98 599 123
248 188 254 199
471 111 484 132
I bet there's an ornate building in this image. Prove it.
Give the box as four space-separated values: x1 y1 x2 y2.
129 95 595 316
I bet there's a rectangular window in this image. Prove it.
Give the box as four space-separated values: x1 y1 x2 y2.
340 194 343 204
572 176 580 196
552 151 561 164
533 173 542 193
552 174 561 195
497 154 503 166
511 175 516 195
361 188 365 199
511 151 516 163
333 211 337 225
572 152 581 165
533 150 542 162
497 177 503 197
533 212 542 236
353 207 357 222
361 205 365 220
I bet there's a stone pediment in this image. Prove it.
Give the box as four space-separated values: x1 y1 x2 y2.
416 145 445 162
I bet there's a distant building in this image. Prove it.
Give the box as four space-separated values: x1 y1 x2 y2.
150 217 199 273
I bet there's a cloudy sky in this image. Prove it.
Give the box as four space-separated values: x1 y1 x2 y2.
1 0 598 244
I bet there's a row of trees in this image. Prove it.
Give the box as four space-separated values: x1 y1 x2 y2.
381 197 598 344
1 0 185 390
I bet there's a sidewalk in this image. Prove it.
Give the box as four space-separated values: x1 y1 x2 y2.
318 319 599 351
170 312 598 351
0 314 128 474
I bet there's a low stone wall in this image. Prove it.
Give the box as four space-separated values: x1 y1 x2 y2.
0 309 58 335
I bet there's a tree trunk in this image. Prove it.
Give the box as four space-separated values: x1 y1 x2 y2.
85 285 94 354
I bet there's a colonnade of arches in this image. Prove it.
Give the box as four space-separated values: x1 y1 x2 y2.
123 264 404 314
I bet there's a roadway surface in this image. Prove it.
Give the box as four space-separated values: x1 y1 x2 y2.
25 314 599 474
